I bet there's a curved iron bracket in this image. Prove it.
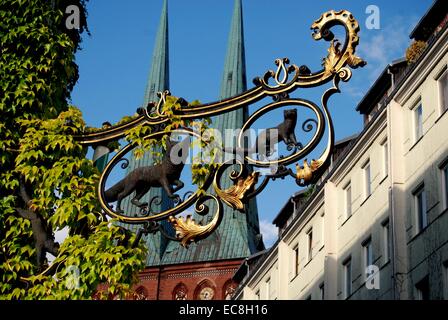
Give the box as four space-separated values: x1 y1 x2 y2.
73 9 366 247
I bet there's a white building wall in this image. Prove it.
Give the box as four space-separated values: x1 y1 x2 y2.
236 26 448 301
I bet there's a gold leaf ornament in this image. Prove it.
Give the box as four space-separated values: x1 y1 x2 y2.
296 159 323 183
168 195 222 247
214 171 259 211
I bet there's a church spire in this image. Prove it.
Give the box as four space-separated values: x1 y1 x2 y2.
215 0 248 132
122 0 172 266
220 0 247 99
143 0 169 105
158 0 263 266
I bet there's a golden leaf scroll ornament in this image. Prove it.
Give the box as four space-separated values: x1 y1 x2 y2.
214 171 260 211
168 195 222 247
168 215 208 247
313 10 366 78
296 159 323 183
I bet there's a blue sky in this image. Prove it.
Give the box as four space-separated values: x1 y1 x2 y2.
71 0 433 247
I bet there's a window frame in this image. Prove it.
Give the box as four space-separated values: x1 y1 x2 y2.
362 237 373 280
441 160 448 211
413 100 423 142
344 181 352 219
444 261 448 300
382 219 391 263
307 228 313 262
320 212 325 248
362 160 372 199
319 283 325 300
413 184 428 233
343 257 352 299
265 277 271 299
437 66 448 114
415 276 430 300
293 244 299 277
381 138 389 179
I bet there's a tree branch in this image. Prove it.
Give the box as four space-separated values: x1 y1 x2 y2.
18 176 32 207
16 208 37 221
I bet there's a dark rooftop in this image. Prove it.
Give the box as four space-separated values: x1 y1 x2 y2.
355 59 407 115
410 0 447 41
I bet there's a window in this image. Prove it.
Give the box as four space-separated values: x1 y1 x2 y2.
439 67 448 113
414 102 423 141
343 258 352 299
134 286 148 300
415 276 430 300
307 228 313 262
443 262 448 299
442 162 448 210
293 245 299 277
321 213 325 247
319 283 325 300
172 283 188 300
381 139 388 178
265 277 271 299
363 238 373 280
414 184 428 232
344 182 352 219
363 160 372 198
382 219 391 263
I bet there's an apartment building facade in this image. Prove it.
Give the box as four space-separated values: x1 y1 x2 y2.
233 0 448 300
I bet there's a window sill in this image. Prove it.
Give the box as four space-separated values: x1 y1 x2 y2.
409 207 448 244
290 273 300 283
379 175 388 185
340 214 353 228
435 108 448 124
304 259 313 269
409 135 424 152
409 225 429 243
381 259 391 269
289 257 316 283
360 194 372 207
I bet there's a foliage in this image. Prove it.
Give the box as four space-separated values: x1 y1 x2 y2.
0 0 146 299
303 184 316 201
7 221 146 300
406 40 427 64
123 96 220 189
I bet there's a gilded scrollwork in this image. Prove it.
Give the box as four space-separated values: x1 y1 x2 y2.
295 159 323 184
71 9 366 248
213 165 260 211
168 195 222 247
312 9 366 78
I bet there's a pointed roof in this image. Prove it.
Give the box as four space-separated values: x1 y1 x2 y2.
143 0 169 105
220 0 247 100
121 0 172 266
159 0 264 266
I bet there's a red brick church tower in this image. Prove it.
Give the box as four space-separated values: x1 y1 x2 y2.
128 0 264 300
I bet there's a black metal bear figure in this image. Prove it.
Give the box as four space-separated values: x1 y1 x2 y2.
225 108 300 158
104 137 190 213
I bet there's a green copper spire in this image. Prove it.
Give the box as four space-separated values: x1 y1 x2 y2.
122 0 172 266
220 0 247 100
144 0 169 104
159 0 264 266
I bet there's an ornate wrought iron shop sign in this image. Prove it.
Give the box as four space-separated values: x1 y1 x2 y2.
76 10 366 247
